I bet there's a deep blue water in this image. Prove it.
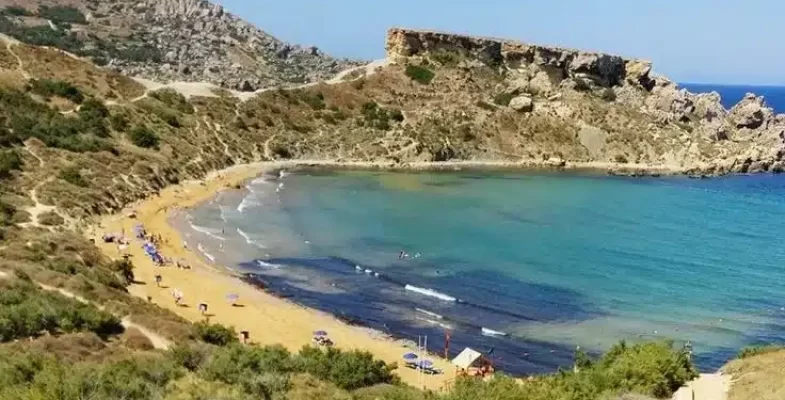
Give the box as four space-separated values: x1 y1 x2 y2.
181 170 785 376
681 83 785 113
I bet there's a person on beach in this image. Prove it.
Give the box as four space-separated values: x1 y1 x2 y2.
155 274 162 287
398 250 404 260
182 240 188 250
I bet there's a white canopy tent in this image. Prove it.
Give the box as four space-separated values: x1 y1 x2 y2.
451 347 483 369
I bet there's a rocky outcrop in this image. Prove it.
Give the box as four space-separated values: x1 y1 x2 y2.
385 28 785 176
1 0 359 90
386 28 634 87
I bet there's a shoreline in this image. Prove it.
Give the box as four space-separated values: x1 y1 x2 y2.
85 158 735 390
88 161 468 391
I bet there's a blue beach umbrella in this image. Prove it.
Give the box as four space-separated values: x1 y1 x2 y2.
313 330 328 337
226 293 239 302
417 360 433 369
402 352 418 361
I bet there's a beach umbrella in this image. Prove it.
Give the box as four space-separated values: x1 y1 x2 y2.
417 360 433 369
402 352 418 361
226 293 239 302
313 330 328 337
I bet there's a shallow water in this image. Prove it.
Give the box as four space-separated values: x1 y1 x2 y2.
179 170 785 375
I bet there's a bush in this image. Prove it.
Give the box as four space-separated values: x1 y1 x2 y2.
38 210 64 226
294 346 398 390
109 259 135 285
0 199 15 226
614 154 628 163
150 89 194 114
404 65 435 85
301 92 326 110
0 149 22 178
737 344 785 359
0 280 124 341
110 112 129 132
59 165 87 187
3 6 31 16
78 97 110 137
28 79 84 104
194 322 238 346
129 126 160 149
38 5 87 24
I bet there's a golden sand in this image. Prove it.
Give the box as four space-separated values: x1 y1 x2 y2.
89 162 455 391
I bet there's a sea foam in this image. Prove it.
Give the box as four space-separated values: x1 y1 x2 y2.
190 224 226 241
405 285 457 302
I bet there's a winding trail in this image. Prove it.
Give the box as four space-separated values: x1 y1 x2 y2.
34 281 172 350
5 40 30 80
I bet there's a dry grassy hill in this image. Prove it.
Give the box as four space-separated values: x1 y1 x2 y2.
0 10 782 398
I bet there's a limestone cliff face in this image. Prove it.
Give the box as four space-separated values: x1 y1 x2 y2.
386 28 637 87
384 28 785 175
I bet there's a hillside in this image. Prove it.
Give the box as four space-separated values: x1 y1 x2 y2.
0 0 358 90
0 2 782 397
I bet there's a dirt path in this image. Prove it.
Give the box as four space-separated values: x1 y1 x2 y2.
23 143 45 167
5 40 30 80
21 178 57 228
35 282 172 350
672 373 731 400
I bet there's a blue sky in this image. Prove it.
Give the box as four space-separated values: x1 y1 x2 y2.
215 0 784 85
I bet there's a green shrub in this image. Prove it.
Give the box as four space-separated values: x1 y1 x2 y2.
128 126 160 149
78 97 110 137
59 165 87 187
430 49 461 66
737 344 785 359
614 154 628 163
0 149 22 178
109 259 135 285
3 6 31 16
294 346 398 390
404 65 435 85
38 5 87 24
493 92 515 106
28 79 84 104
0 280 124 341
301 92 326 110
194 322 238 346
0 199 15 226
38 210 64 226
110 112 129 132
150 89 194 114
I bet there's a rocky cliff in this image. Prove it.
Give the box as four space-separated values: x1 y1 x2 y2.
0 0 358 90
383 28 785 175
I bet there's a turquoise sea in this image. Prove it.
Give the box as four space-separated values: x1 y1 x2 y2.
179 169 785 375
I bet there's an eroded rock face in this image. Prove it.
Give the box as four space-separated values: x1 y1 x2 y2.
11 0 359 91
386 28 633 87
729 93 772 129
384 28 785 176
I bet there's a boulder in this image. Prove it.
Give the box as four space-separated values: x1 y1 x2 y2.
729 93 772 129
509 96 533 112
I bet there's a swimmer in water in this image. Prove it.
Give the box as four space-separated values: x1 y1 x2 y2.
398 250 404 260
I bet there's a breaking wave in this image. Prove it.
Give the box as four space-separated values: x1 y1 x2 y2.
404 285 457 302
197 243 216 262
190 224 226 241
237 228 266 249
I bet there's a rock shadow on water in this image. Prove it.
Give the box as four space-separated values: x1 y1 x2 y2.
237 255 601 375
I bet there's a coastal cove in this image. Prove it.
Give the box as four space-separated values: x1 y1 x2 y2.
175 165 785 376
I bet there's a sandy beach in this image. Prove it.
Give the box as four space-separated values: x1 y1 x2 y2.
85 157 687 391
88 161 465 391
